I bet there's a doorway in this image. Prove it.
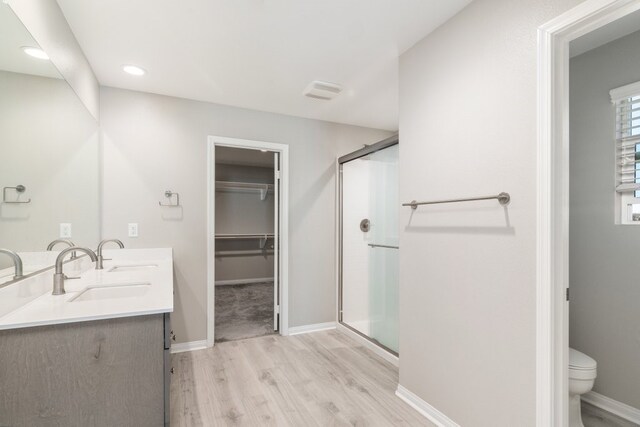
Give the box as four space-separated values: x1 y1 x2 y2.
567 14 640 426
207 136 289 346
537 1 640 425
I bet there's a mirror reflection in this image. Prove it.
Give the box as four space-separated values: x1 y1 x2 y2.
0 5 99 284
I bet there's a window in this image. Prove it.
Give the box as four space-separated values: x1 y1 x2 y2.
611 82 640 224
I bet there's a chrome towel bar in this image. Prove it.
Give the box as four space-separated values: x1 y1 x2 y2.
368 243 399 249
402 192 510 210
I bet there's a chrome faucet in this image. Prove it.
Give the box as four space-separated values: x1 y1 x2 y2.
95 239 124 270
52 247 97 295
0 248 24 280
47 239 77 259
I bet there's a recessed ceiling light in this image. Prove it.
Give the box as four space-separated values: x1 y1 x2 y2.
22 46 49 60
260 149 268 153
122 65 145 76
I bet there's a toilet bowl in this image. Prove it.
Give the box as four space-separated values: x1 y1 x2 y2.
569 348 597 427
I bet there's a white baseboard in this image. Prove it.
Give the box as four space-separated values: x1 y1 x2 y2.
215 277 274 286
287 321 336 336
171 340 209 354
335 322 398 367
395 385 460 427
583 391 640 424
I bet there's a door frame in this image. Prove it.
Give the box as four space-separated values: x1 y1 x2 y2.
207 135 290 346
537 0 640 425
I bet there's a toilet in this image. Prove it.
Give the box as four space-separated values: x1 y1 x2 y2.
569 348 597 427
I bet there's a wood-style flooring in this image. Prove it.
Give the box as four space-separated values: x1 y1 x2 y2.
171 329 431 426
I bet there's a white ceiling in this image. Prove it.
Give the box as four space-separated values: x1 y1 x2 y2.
0 4 61 79
56 0 471 131
571 8 640 57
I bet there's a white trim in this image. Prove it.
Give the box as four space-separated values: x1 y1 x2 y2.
207 140 216 347
335 322 398 367
170 340 208 354
537 1 640 426
288 321 336 336
207 135 290 348
335 157 341 338
273 152 280 331
610 80 640 102
583 391 640 424
395 385 460 427
214 277 274 286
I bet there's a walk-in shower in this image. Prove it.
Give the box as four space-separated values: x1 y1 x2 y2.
338 135 399 355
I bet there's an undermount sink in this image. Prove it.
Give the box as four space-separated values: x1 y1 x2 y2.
107 264 158 273
69 282 151 302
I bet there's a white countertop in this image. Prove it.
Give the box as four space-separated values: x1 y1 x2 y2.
0 248 174 331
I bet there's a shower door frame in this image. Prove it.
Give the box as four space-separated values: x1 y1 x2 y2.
337 134 399 357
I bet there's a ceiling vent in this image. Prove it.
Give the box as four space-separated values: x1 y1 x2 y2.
303 80 342 100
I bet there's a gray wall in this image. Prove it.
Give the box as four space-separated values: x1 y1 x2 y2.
215 164 274 283
0 70 100 258
570 29 640 410
100 86 392 343
398 0 583 425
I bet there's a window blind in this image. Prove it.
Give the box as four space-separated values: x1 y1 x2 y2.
611 82 640 193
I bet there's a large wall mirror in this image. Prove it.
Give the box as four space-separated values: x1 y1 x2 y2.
0 4 99 282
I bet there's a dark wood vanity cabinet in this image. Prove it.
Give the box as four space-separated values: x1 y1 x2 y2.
0 313 172 426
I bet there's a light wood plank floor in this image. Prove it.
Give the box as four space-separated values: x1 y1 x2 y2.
171 329 432 426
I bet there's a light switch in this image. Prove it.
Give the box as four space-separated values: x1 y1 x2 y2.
59 223 72 238
128 223 139 238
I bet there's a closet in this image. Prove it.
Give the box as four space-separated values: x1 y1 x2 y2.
213 146 279 342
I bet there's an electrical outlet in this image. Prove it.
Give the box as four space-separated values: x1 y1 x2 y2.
59 223 72 238
128 223 139 238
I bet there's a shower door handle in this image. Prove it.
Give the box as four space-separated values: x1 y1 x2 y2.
367 243 399 249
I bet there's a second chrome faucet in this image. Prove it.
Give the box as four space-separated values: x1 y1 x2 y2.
96 239 124 270
51 239 125 295
47 239 77 259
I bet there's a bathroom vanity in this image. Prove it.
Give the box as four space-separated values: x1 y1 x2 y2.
0 248 174 427
0 6 175 426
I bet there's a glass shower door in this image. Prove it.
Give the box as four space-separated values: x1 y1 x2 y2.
340 143 399 354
